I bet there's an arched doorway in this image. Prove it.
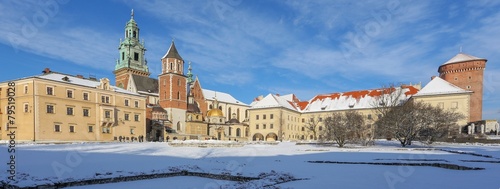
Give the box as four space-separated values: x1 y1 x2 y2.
253 133 264 141
266 133 278 141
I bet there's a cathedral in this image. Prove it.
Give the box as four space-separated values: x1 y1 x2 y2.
112 10 250 142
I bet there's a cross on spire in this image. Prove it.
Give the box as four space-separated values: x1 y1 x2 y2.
131 9 134 19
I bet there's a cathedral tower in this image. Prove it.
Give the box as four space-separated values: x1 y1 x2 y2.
438 53 487 122
158 41 188 132
114 10 150 89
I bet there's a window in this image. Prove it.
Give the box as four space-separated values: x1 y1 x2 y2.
263 114 266 119
170 63 173 70
256 124 259 129
134 52 139 61
367 114 372 120
88 126 93 133
102 127 110 133
125 99 129 106
47 87 53 95
125 113 130 121
134 101 139 108
69 125 75 133
130 128 135 135
301 127 305 131
263 124 267 129
54 124 61 132
133 31 136 38
302 118 305 123
256 115 259 120
177 92 180 99
134 114 139 121
319 126 323 131
83 109 89 117
67 107 74 115
101 96 110 103
83 92 89 101
319 117 323 122
454 77 458 81
24 103 29 113
270 124 274 129
466 85 471 89
47 105 54 113
105 110 111 118
67 90 73 98
270 114 274 119
24 85 28 94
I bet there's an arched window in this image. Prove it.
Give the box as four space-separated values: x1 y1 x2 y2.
178 63 181 71
177 92 180 99
209 105 213 109
228 107 232 119
236 128 241 137
122 52 124 60
218 106 222 110
176 122 181 131
229 127 232 136
170 63 173 70
237 108 240 120
133 31 136 38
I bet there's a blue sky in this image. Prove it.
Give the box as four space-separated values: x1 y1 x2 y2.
0 0 499 120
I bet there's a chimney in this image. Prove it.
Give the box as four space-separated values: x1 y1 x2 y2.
76 75 84 79
431 76 437 80
42 68 51 74
276 93 280 96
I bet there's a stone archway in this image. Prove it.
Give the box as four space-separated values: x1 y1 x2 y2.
266 133 278 141
253 133 264 141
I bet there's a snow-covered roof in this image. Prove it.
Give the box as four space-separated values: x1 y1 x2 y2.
202 89 247 106
442 53 486 65
250 94 298 111
414 77 472 97
36 72 142 96
303 86 419 112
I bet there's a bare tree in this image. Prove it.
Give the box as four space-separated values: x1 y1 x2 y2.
304 115 321 140
376 100 464 147
418 105 464 144
322 110 365 147
371 83 408 139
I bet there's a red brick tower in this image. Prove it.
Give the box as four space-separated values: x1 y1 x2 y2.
438 53 487 122
158 41 187 110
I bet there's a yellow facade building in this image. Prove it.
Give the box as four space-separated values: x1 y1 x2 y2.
0 69 146 142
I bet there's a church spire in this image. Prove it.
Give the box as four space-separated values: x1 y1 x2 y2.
114 10 149 76
162 40 183 60
187 61 193 84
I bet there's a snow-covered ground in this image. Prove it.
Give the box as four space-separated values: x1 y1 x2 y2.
1 141 499 189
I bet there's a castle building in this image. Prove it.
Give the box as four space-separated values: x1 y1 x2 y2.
0 68 146 142
1 10 493 142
